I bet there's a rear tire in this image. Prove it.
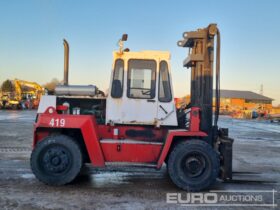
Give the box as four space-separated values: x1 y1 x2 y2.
31 135 83 185
167 140 219 191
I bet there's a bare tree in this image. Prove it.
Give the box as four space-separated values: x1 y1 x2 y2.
43 78 61 94
1 80 14 93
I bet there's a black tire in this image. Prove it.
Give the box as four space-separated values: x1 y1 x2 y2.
167 140 219 191
30 135 83 186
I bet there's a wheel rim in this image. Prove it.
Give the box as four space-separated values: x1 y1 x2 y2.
181 152 207 178
39 145 72 175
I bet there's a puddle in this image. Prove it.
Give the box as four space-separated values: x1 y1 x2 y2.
21 173 35 179
88 172 131 187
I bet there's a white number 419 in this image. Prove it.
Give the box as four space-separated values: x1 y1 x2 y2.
49 118 66 127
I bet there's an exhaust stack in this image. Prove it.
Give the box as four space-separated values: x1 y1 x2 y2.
63 39 69 85
55 39 102 97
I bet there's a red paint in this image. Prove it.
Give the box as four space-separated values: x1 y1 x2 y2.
33 129 49 148
56 105 69 111
156 130 207 168
189 107 200 132
97 125 168 142
101 142 162 163
34 113 105 167
33 106 208 169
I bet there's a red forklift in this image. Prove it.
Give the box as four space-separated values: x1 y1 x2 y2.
31 24 233 191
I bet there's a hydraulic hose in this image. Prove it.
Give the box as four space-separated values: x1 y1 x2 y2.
214 29 221 127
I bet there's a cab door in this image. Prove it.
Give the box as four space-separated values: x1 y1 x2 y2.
122 59 158 124
157 61 177 126
106 59 158 125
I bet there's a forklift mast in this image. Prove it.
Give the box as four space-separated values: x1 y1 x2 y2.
178 24 220 144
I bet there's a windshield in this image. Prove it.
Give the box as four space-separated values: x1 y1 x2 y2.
127 59 156 99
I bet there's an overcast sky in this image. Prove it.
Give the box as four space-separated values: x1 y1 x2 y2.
0 0 279 105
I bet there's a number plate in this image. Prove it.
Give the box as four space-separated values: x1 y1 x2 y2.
49 118 66 127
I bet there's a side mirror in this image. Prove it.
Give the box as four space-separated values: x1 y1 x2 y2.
122 34 128 41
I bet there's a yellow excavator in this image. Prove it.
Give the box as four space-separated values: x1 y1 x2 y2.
1 79 44 109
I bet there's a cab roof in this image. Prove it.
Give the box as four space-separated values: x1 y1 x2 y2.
113 50 170 61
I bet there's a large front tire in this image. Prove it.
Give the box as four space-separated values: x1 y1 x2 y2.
31 135 83 186
167 140 219 191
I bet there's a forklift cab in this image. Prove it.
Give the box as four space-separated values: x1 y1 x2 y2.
106 50 178 126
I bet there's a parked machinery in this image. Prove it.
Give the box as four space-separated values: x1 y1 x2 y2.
31 24 233 191
14 79 45 109
0 79 44 109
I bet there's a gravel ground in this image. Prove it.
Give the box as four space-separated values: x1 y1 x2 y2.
0 110 279 210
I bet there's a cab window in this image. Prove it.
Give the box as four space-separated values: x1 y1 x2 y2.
159 61 172 102
111 59 124 98
127 59 156 99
